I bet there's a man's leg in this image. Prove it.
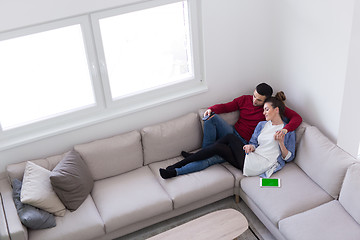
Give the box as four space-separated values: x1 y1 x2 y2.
176 155 225 176
202 115 235 148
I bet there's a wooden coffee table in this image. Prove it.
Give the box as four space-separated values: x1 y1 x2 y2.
147 208 248 240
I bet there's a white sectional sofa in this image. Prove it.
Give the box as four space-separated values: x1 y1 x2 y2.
0 110 359 240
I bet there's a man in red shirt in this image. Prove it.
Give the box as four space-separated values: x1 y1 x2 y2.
202 83 302 147
166 83 302 178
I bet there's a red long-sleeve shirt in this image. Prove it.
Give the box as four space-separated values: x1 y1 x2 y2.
209 95 302 142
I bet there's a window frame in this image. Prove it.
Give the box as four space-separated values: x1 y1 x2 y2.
0 0 205 151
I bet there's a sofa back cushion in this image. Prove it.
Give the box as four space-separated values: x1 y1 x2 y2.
74 130 143 181
294 121 310 149
295 126 356 198
6 154 64 184
141 113 202 165
339 163 360 224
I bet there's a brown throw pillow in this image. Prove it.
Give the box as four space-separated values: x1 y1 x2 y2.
50 150 94 211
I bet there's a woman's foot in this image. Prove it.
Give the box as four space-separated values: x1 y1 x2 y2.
181 151 193 158
159 168 177 179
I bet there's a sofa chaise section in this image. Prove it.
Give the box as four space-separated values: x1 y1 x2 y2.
240 162 334 226
239 123 357 240
279 163 360 240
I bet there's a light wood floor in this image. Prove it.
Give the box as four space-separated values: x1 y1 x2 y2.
116 196 276 240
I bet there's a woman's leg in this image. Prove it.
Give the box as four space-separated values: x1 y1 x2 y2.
160 134 246 179
217 134 246 170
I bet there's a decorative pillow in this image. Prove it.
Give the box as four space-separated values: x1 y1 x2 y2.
50 150 94 211
21 161 66 217
12 179 56 229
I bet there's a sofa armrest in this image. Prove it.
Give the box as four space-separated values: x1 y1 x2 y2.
0 180 27 240
0 193 10 240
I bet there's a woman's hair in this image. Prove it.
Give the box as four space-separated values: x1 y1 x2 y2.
265 91 286 118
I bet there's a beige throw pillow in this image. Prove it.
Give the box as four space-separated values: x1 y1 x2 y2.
21 161 66 217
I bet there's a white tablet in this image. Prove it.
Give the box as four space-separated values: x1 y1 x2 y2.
260 178 281 187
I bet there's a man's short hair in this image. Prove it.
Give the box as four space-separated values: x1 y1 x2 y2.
256 83 273 98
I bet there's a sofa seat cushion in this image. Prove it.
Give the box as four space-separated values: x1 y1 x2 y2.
91 166 172 233
28 195 105 240
240 163 333 225
221 162 245 188
148 158 234 209
279 200 360 240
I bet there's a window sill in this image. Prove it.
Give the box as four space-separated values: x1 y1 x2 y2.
0 80 207 151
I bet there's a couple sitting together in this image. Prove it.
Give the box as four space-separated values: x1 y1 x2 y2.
159 83 302 179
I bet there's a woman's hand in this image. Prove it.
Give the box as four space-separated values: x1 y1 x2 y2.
243 144 255 154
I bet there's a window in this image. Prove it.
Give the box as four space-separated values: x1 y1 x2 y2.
0 24 95 130
0 0 204 150
97 1 194 100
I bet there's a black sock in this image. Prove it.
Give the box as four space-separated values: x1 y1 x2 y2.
181 151 193 158
159 168 177 179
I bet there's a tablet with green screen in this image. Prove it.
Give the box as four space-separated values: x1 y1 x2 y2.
260 178 280 187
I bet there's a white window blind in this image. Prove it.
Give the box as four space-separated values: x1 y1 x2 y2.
98 1 194 100
0 24 95 130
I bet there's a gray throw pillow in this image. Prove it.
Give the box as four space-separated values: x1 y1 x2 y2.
12 179 56 229
50 149 94 211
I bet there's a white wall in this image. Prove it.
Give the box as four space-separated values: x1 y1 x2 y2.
1 0 359 173
337 0 360 157
271 0 355 142
0 0 276 172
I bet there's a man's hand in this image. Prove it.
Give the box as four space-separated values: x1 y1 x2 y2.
274 130 285 145
275 130 289 159
204 109 212 117
243 145 255 154
274 129 287 139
